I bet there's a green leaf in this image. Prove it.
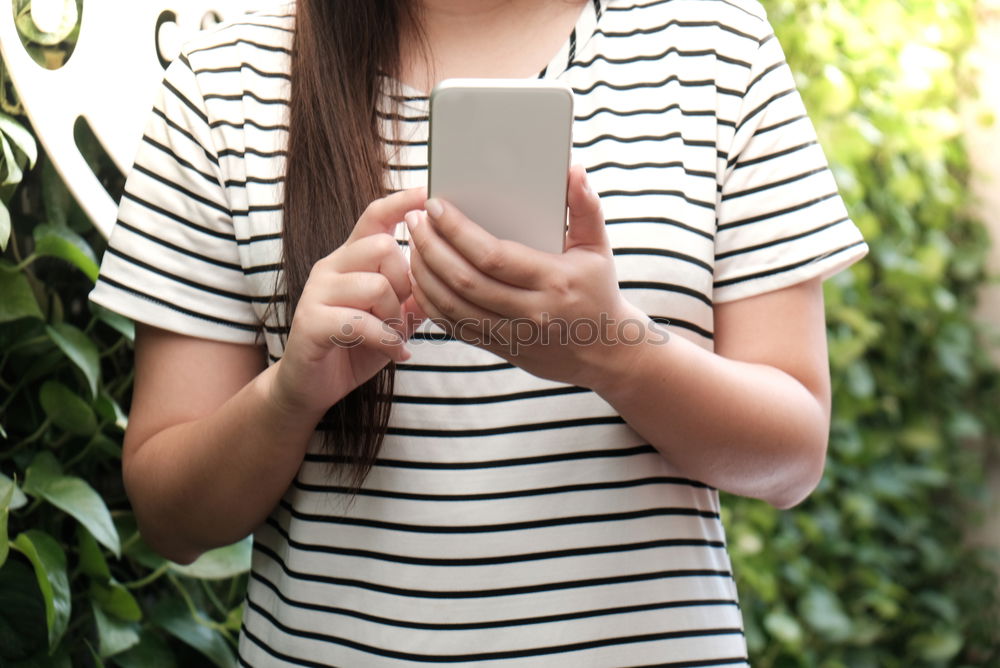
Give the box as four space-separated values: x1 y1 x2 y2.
909 629 964 662
24 451 121 557
89 580 142 623
170 537 252 580
46 322 100 398
0 473 28 510
111 629 178 668
0 479 13 570
77 525 110 580
12 530 70 650
40 158 68 227
799 586 853 642
94 393 128 432
0 558 48 660
38 379 97 436
152 597 236 668
0 111 37 169
763 610 803 646
0 132 22 186
0 201 10 252
91 603 140 659
32 224 99 282
0 261 43 322
91 303 135 342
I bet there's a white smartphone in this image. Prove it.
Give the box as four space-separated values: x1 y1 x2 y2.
427 78 574 254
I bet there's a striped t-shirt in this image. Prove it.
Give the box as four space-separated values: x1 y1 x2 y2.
90 0 867 665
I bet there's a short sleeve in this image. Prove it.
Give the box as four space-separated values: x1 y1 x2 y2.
713 26 868 304
88 53 262 344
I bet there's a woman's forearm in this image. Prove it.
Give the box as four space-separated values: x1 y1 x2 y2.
124 362 325 564
589 319 830 509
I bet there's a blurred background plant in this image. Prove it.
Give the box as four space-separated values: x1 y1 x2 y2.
725 0 1000 666
1 0 998 666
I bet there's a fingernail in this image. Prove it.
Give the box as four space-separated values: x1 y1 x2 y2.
581 169 594 196
399 346 412 361
404 210 420 231
425 198 444 219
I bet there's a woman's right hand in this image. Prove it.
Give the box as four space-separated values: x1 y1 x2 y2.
267 188 428 418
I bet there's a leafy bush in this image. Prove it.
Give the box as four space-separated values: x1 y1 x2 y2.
725 1 1000 665
0 6 249 667
1 1 999 666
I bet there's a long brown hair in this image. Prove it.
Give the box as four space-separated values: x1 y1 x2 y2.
280 0 421 489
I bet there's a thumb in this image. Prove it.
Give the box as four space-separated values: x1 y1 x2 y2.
564 165 608 252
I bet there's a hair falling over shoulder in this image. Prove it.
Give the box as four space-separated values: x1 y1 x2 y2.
278 0 419 490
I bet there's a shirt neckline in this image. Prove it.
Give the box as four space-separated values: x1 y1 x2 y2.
391 0 602 102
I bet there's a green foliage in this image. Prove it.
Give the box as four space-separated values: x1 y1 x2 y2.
0 5 249 666
724 0 1000 665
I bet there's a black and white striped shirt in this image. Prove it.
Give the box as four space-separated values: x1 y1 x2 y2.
91 0 867 664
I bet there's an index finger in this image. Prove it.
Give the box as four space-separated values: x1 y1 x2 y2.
347 187 428 244
423 197 549 289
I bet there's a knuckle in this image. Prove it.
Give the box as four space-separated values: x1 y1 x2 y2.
452 271 475 291
477 245 506 273
372 232 399 255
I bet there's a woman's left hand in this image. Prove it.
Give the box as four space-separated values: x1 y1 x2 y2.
405 165 659 390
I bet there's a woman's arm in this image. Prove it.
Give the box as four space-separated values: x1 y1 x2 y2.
406 167 831 509
587 278 831 509
122 189 426 564
124 328 322 564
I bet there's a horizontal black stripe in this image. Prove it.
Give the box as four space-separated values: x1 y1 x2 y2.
631 659 749 668
249 569 735 631
715 217 848 260
277 498 719 533
218 146 287 159
600 187 715 210
210 117 289 132
743 61 786 98
121 191 235 241
722 166 827 201
596 18 759 44
291 475 712 504
574 73 742 98
266 515 724 567
187 37 290 58
605 216 714 241
151 108 219 167
736 88 796 133
141 136 220 189
192 61 290 81
570 46 752 73
132 163 230 216
620 281 713 306
378 415 626 438
95 275 259 332
393 384 589 405
112 219 242 271
303 444 666 470
224 174 285 188
243 599 742 664
607 0 765 23
650 315 714 340
613 247 713 272
104 246 264 304
204 90 287 106
714 241 865 289
165 60 209 124
396 361 514 372
255 540 729 598
729 139 817 170
754 113 806 136
588 159 716 181
575 130 714 150
236 231 282 246
718 191 838 230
